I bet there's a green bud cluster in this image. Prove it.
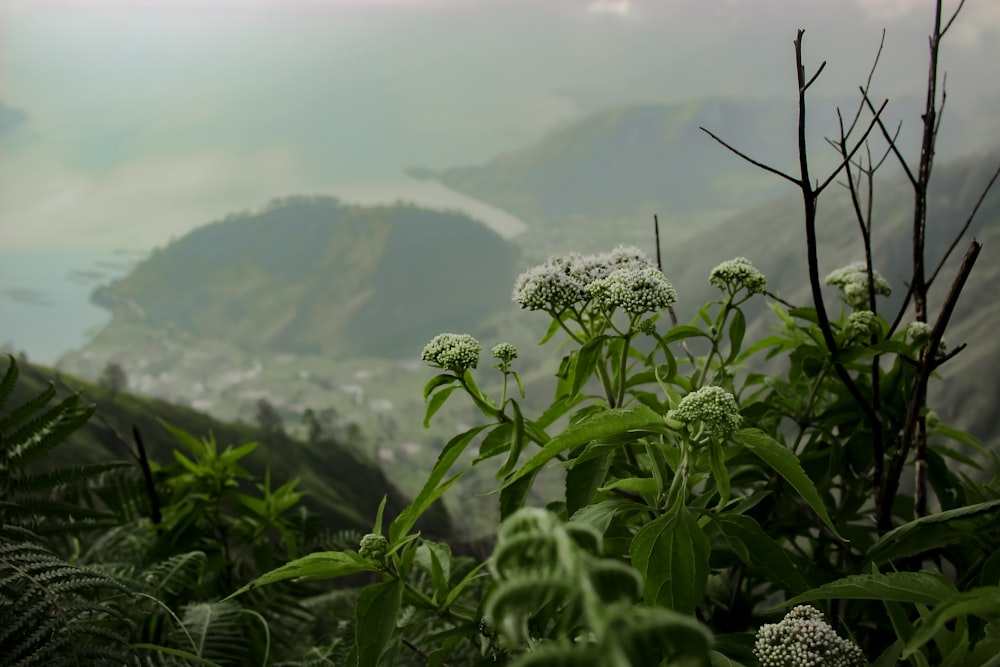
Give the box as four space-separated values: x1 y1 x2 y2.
669 385 742 440
491 342 518 364
421 333 481 374
358 533 388 562
825 262 892 309
845 310 879 340
709 257 767 296
585 266 678 315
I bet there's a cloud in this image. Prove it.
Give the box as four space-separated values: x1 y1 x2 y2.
586 0 633 17
855 0 1000 44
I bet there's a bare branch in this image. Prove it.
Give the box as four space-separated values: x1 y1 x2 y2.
863 92 918 187
815 98 888 194
699 127 801 186
928 161 1000 286
802 60 827 92
940 0 967 37
844 29 887 139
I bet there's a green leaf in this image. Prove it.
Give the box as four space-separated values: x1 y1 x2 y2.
390 425 488 542
227 551 377 598
600 477 659 496
373 495 387 536
442 560 488 610
630 507 709 614
497 400 526 479
354 578 403 667
903 587 1000 658
565 451 611 515
784 571 957 608
499 468 538 519
501 405 664 491
725 308 746 363
714 514 810 596
661 325 710 344
423 386 459 428
735 428 844 540
423 373 459 400
572 335 607 398
867 499 1000 565
539 316 562 344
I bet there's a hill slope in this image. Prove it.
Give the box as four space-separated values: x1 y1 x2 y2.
91 196 519 358
415 97 941 240
8 359 453 538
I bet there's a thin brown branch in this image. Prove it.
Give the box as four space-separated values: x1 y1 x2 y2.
928 161 1000 286
815 98 888 194
699 127 801 186
940 0 967 37
863 92 918 187
802 60 828 92
844 29 887 138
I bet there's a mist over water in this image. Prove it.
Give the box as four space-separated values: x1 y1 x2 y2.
1 0 998 361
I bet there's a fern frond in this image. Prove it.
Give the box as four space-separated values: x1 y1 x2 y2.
171 601 247 667
0 355 18 409
12 461 133 495
140 551 208 599
0 537 136 665
0 380 55 435
7 399 95 469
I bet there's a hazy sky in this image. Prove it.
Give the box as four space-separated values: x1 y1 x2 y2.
1 0 997 250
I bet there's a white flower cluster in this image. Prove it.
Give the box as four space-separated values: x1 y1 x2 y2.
585 266 678 315
669 385 742 439
491 342 518 364
845 310 879 340
511 245 657 312
753 606 865 667
825 262 892 309
709 257 767 296
421 333 481 374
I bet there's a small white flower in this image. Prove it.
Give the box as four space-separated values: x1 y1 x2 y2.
585 266 677 315
753 605 865 667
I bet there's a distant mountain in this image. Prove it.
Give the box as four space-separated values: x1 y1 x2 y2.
8 359 453 538
0 101 28 137
89 196 519 358
414 97 940 237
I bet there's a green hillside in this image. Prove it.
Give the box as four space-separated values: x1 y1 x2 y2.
8 359 453 538
91 196 519 358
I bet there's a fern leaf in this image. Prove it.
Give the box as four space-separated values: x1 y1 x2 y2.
13 461 133 495
0 355 18 410
8 400 95 469
0 380 55 435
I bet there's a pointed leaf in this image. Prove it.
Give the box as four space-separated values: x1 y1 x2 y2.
630 507 709 614
735 428 844 540
501 405 663 490
354 578 403 667
227 551 377 598
784 571 957 608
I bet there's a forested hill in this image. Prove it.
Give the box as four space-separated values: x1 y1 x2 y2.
8 359 453 538
91 196 519 358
